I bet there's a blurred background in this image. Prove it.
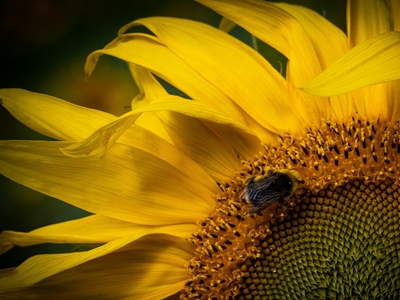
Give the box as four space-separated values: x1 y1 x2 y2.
0 0 346 269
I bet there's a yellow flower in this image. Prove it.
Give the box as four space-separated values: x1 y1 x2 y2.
1 0 400 299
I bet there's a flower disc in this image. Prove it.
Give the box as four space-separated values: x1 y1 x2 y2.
237 178 400 299
183 117 400 299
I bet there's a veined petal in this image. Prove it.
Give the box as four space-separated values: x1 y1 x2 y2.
0 88 236 187
159 113 241 182
359 80 400 121
196 0 322 84
285 62 330 125
127 66 246 181
0 215 198 254
119 16 303 134
273 2 348 69
203 121 262 159
302 31 400 97
0 141 214 225
128 65 175 144
196 0 325 126
0 89 218 186
62 96 260 160
0 234 192 300
216 3 347 127
87 34 246 124
128 63 168 104
240 111 279 145
382 80 400 121
130 66 260 170
347 0 392 48
122 124 219 192
0 88 219 192
61 110 136 158
329 94 357 120
0 89 114 141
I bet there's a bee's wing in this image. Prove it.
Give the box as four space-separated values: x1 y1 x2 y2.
245 192 282 214
240 172 282 199
240 173 285 214
241 177 275 199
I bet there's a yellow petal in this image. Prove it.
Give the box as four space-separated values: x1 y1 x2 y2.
0 88 219 193
0 234 191 300
197 0 322 85
0 89 204 172
329 94 357 120
302 31 400 97
0 89 114 141
209 121 263 158
347 0 392 48
122 123 219 192
0 89 200 182
273 2 347 69
240 111 279 145
61 109 137 158
0 141 213 225
159 113 241 182
383 80 400 121
87 34 247 124
196 0 325 126
134 68 263 157
0 87 220 193
284 62 329 126
86 66 219 191
345 77 400 122
125 65 246 180
128 64 176 144
0 215 198 254
62 96 260 160
119 16 302 134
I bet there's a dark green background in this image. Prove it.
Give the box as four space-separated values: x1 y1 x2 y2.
0 0 346 269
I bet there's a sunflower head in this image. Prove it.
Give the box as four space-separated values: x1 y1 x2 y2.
182 114 400 299
0 0 400 299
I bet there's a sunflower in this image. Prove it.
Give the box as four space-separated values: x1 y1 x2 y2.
1 0 400 299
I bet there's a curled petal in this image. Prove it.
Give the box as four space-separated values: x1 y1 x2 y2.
61 96 260 159
86 34 246 124
119 16 302 134
195 0 327 126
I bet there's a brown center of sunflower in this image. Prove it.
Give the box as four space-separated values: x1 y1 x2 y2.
180 117 400 300
237 178 400 299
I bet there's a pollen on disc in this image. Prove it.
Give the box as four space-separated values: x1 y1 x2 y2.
181 117 400 299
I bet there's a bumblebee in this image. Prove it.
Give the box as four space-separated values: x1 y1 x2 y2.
239 168 301 215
